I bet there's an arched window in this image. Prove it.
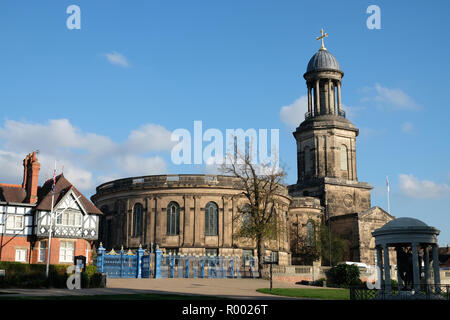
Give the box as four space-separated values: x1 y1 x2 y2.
166 202 180 235
241 203 251 229
133 203 143 236
304 146 312 174
205 202 218 236
306 220 315 247
340 145 348 171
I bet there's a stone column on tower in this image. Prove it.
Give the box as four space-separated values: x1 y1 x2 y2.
307 84 312 116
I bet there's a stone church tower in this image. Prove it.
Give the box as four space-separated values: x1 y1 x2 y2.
288 31 394 264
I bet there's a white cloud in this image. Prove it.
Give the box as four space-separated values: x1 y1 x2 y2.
0 119 173 194
124 124 176 153
402 122 414 134
63 164 94 191
105 51 130 68
116 155 167 176
280 96 308 128
362 83 421 110
341 104 365 120
0 150 24 184
399 174 450 199
280 96 364 125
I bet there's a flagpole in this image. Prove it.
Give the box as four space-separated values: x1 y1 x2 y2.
45 162 56 278
386 176 390 214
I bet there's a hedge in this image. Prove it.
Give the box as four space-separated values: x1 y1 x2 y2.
326 264 362 288
0 262 103 289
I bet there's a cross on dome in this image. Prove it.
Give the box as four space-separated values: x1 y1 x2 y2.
316 28 328 50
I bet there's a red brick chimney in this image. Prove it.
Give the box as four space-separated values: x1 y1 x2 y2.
22 152 40 204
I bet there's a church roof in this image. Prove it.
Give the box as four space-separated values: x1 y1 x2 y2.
359 206 395 219
306 49 341 73
36 174 102 215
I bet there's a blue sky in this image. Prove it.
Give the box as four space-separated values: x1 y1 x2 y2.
0 1 449 245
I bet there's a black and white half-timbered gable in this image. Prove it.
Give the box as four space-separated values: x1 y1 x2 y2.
35 174 102 241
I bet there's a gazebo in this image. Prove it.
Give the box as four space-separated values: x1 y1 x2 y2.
372 217 441 297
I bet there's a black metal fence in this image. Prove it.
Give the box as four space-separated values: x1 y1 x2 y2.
350 284 450 300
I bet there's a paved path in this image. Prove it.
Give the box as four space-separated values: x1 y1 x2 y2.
106 278 306 299
0 278 312 299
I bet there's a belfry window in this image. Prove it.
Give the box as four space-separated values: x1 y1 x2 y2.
166 202 180 236
205 202 218 236
340 145 348 171
133 203 143 236
304 146 313 174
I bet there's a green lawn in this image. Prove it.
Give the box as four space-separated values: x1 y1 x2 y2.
0 293 226 300
257 288 350 300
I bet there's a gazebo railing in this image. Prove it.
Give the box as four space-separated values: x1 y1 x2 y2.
350 284 450 300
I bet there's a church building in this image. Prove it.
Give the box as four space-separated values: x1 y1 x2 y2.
92 31 394 266
288 31 394 264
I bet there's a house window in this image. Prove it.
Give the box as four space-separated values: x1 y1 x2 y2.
340 145 348 171
6 215 24 230
56 210 82 227
166 202 180 236
59 241 75 263
133 203 143 236
38 241 47 262
205 202 218 236
15 249 27 262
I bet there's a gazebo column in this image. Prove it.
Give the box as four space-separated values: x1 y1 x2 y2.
411 243 420 292
395 247 403 290
424 246 430 288
376 246 383 287
432 244 441 286
383 244 391 294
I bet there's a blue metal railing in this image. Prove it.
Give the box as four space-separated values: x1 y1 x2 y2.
97 244 258 279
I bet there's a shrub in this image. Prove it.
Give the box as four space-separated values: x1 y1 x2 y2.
391 279 398 288
0 262 103 289
89 272 105 288
312 278 327 287
326 264 362 288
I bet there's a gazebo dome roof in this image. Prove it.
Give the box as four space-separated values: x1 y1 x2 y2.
378 217 428 231
372 217 440 246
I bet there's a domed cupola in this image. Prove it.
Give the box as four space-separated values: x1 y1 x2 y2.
303 29 345 119
306 49 341 74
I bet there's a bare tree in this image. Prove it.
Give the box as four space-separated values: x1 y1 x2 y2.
221 150 287 277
